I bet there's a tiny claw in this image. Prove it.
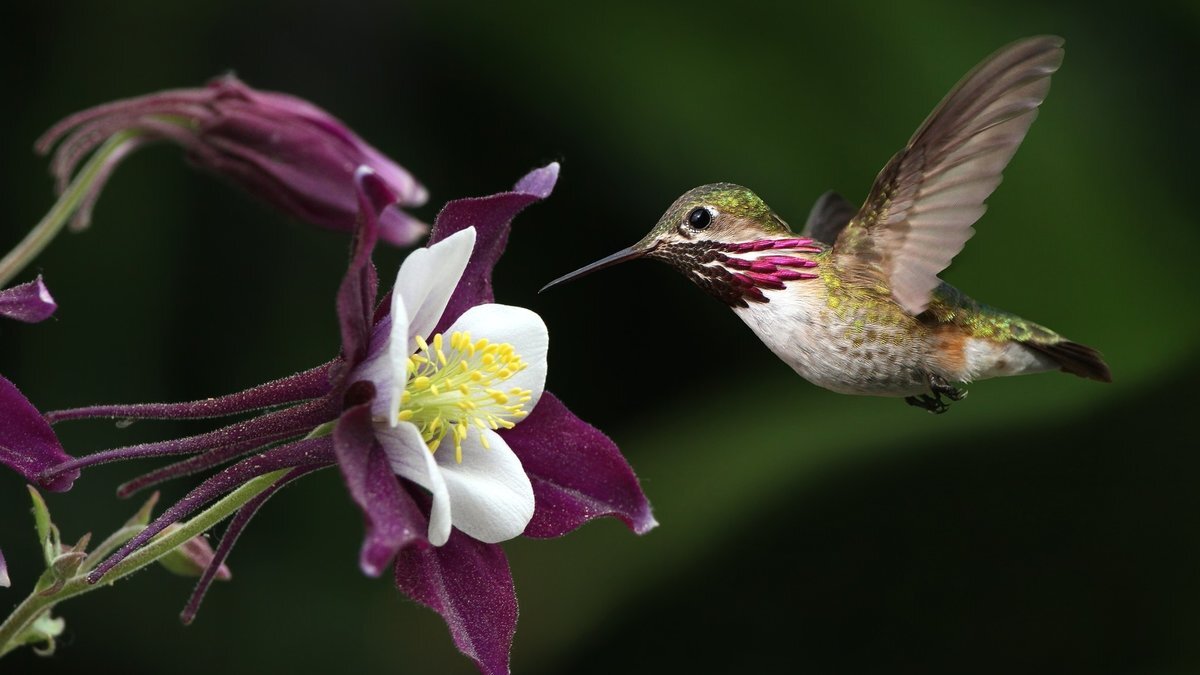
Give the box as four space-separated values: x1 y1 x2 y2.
928 373 967 402
905 394 950 414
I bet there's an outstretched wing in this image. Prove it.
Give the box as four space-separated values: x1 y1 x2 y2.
801 190 857 245
834 36 1064 315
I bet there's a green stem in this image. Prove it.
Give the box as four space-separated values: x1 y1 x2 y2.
0 469 288 657
0 130 139 288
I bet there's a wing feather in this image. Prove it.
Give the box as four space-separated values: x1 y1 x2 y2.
834 36 1064 315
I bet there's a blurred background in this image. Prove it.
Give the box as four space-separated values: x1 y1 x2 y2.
2 1 1198 673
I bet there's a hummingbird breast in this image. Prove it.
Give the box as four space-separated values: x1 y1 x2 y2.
732 283 937 396
731 268 1062 396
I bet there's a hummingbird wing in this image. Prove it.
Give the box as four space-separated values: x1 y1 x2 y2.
833 36 1064 315
801 190 856 245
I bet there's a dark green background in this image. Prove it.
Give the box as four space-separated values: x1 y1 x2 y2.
2 1 1197 673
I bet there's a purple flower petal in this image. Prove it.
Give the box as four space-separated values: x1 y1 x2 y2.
337 168 394 368
512 162 559 198
427 163 559 335
501 392 656 538
0 276 57 323
394 530 517 675
333 400 426 577
0 374 77 492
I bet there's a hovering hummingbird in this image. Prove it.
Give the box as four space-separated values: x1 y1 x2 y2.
543 35 1111 413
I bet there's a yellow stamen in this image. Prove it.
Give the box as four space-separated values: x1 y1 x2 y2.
397 329 533 464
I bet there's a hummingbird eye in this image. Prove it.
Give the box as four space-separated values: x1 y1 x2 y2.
687 206 712 230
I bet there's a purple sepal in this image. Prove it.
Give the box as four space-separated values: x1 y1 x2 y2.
427 163 559 335
502 393 656 538
45 360 336 424
394 530 517 675
337 168 393 368
87 435 334 583
334 401 426 577
0 276 57 323
0 374 77 492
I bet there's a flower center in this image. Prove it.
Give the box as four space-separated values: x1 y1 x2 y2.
398 331 532 463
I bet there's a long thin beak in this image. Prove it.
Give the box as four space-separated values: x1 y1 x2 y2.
539 246 646 293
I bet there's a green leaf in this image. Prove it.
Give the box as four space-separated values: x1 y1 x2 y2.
15 610 65 657
25 486 56 564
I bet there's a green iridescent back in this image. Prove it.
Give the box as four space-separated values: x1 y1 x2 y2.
819 251 1062 345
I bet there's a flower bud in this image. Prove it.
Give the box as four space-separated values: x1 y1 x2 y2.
38 75 428 246
155 525 232 581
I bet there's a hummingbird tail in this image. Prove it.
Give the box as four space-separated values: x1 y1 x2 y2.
1020 338 1113 383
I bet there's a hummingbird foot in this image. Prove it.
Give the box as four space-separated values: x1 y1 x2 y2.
905 394 951 414
928 374 967 401
905 374 967 414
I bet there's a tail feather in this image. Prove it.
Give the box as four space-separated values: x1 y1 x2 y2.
1021 339 1112 383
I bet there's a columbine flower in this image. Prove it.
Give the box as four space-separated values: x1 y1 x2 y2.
345 224 543 547
33 163 653 675
37 74 427 243
0 276 56 323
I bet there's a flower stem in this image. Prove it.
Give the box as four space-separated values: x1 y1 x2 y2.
0 130 139 288
0 468 288 657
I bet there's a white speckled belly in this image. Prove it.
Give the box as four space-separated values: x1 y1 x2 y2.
733 292 933 397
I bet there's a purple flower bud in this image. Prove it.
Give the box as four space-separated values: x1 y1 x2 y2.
37 75 428 246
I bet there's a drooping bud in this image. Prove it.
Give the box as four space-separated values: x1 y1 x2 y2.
154 525 232 581
37 74 428 246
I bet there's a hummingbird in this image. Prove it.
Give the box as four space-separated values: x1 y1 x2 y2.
542 35 1111 413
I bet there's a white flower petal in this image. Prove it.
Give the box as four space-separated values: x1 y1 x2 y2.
396 227 476 351
436 429 534 543
445 303 548 411
353 311 406 426
375 421 451 546
381 286 410 426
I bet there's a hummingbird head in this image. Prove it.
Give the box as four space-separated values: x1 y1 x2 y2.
542 183 823 307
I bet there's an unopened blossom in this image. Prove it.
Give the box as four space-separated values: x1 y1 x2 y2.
32 164 653 675
37 74 427 245
155 526 232 581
